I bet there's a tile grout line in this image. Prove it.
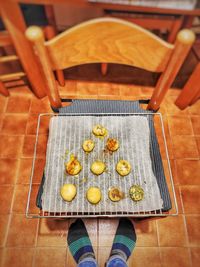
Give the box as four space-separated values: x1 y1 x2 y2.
2 152 22 247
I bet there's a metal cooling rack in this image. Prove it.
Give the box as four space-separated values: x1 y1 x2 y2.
26 112 178 218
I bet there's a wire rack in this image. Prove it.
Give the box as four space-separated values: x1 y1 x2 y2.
26 112 178 218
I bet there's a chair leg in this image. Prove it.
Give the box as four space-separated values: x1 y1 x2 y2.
0 80 10 96
101 63 108 75
175 63 200 109
43 25 65 86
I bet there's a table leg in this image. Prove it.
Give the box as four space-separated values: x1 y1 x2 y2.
0 0 47 98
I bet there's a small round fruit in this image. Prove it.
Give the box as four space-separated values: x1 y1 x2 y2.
106 138 119 152
82 139 95 152
60 184 77 202
91 161 106 175
65 155 82 176
116 160 131 176
108 187 124 202
92 125 107 137
129 185 144 201
86 187 101 204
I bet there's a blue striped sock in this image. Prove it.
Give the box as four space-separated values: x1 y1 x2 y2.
110 218 136 261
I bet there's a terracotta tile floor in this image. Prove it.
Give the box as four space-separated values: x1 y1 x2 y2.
0 82 200 267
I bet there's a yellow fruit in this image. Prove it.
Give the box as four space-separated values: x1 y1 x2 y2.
108 187 124 202
129 185 144 201
116 160 131 176
65 155 82 176
91 161 106 175
60 184 77 202
86 187 101 204
106 138 119 152
82 139 95 152
92 125 108 137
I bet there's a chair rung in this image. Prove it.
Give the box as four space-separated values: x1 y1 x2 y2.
0 55 18 63
0 31 12 46
0 72 26 81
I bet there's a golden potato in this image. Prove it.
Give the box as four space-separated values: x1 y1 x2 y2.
91 161 106 175
92 125 108 137
60 184 77 202
65 155 82 176
86 187 101 204
129 185 144 201
106 138 119 152
82 139 95 152
108 187 124 202
116 160 131 176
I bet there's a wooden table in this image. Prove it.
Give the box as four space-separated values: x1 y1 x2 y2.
1 0 200 99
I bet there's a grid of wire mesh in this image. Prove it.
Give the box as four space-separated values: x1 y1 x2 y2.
26 113 178 218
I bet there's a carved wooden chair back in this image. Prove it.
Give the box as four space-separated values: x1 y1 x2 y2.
26 17 195 110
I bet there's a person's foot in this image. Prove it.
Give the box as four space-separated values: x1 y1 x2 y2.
109 218 137 261
67 219 95 264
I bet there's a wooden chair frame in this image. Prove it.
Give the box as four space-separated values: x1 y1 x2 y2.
25 17 195 111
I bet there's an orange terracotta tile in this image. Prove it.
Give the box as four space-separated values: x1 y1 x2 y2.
59 80 77 96
157 215 187 246
1 114 28 135
97 95 121 100
27 184 41 215
37 218 69 247
0 96 7 114
17 158 33 184
34 248 66 267
98 83 120 96
1 248 34 267
185 215 200 247
0 159 18 184
189 99 200 115
0 135 24 158
171 135 199 159
26 114 50 135
30 97 52 114
180 186 200 214
22 135 36 158
128 247 161 267
8 85 34 96
164 95 190 115
12 184 30 214
191 116 200 135
0 248 4 266
119 85 141 97
6 214 38 247
176 159 200 185
0 215 10 246
77 83 98 95
98 218 118 247
160 247 192 267
166 88 181 96
154 115 174 159
167 115 193 136
190 247 200 267
195 137 200 154
0 114 4 130
0 186 14 214
140 86 154 97
23 133 47 158
6 95 31 113
133 219 158 247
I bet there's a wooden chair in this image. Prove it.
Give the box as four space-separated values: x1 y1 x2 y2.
25 17 195 111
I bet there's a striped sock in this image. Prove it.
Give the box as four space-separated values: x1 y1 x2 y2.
110 218 136 261
67 219 95 264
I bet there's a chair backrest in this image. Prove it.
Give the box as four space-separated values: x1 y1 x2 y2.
26 17 195 110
